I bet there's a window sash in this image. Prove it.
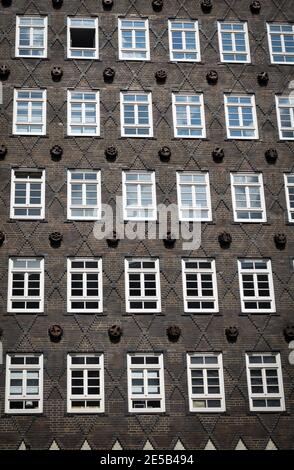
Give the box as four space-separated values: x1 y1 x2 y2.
13 89 46 135
231 173 266 222
10 170 45 219
120 93 153 137
182 259 218 312
218 22 250 63
67 91 100 136
168 20 201 62
276 96 294 140
176 172 212 221
122 172 157 220
67 258 103 313
67 170 101 220
224 95 258 139
125 259 161 313
16 16 47 58
267 23 294 64
238 260 275 313
118 19 150 60
67 17 99 59
284 174 294 222
172 94 206 138
8 258 44 313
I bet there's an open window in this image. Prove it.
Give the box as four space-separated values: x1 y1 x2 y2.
67 18 99 59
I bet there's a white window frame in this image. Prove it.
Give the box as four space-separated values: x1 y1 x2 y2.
245 353 285 412
187 353 226 413
275 95 294 140
284 174 294 222
267 23 294 65
168 20 201 62
8 258 44 313
118 18 150 61
238 259 276 314
5 354 43 414
122 171 157 221
13 89 47 136
125 258 161 313
176 172 212 222
230 173 267 223
67 90 100 137
127 353 165 413
15 16 48 58
224 94 259 140
172 93 206 138
67 17 99 60
120 92 153 137
217 21 251 63
67 353 105 413
182 259 219 313
10 169 45 220
67 258 103 313
67 169 101 221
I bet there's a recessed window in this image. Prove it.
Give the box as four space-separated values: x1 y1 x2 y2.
67 258 103 313
218 21 250 63
67 90 100 136
246 353 285 412
5 354 43 414
176 172 212 221
267 23 294 64
120 92 153 137
284 174 294 222
168 20 201 62
125 259 161 313
238 259 275 313
16 16 47 58
13 89 46 136
67 170 101 220
67 18 99 59
172 94 206 138
8 258 44 313
182 259 218 313
122 171 157 221
118 19 150 60
231 173 266 222
275 96 294 140
10 169 45 220
224 94 258 140
127 354 165 413
67 353 104 413
187 353 226 412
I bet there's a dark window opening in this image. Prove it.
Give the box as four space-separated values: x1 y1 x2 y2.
70 28 96 49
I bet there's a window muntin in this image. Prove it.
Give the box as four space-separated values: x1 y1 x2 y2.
67 354 104 413
125 259 161 313
67 18 99 59
187 353 226 412
67 170 101 220
238 259 275 313
246 353 285 412
172 94 206 138
5 354 43 414
118 19 150 60
284 174 294 222
168 20 201 62
13 89 46 136
224 95 258 139
67 91 100 136
267 23 294 64
127 354 165 413
276 96 294 140
8 258 44 313
67 258 103 313
120 92 153 137
16 16 47 58
10 170 45 220
177 172 212 221
182 259 218 313
231 173 266 222
122 172 157 221
218 22 250 63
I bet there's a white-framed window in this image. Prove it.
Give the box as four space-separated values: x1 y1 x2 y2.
67 170 101 220
230 173 267 222
13 89 46 136
172 93 206 138
168 20 201 62
120 92 153 137
122 171 157 221
275 96 294 140
182 259 218 313
10 169 45 220
15 16 48 58
67 353 104 413
284 174 294 222
67 258 103 313
224 94 258 140
8 258 44 313
67 17 99 59
125 259 161 313
118 18 150 60
218 21 250 63
127 353 165 413
67 90 100 136
238 259 275 313
246 353 285 412
267 23 294 64
187 353 226 412
176 172 212 221
5 354 43 414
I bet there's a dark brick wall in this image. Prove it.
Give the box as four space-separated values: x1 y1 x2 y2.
0 0 293 450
